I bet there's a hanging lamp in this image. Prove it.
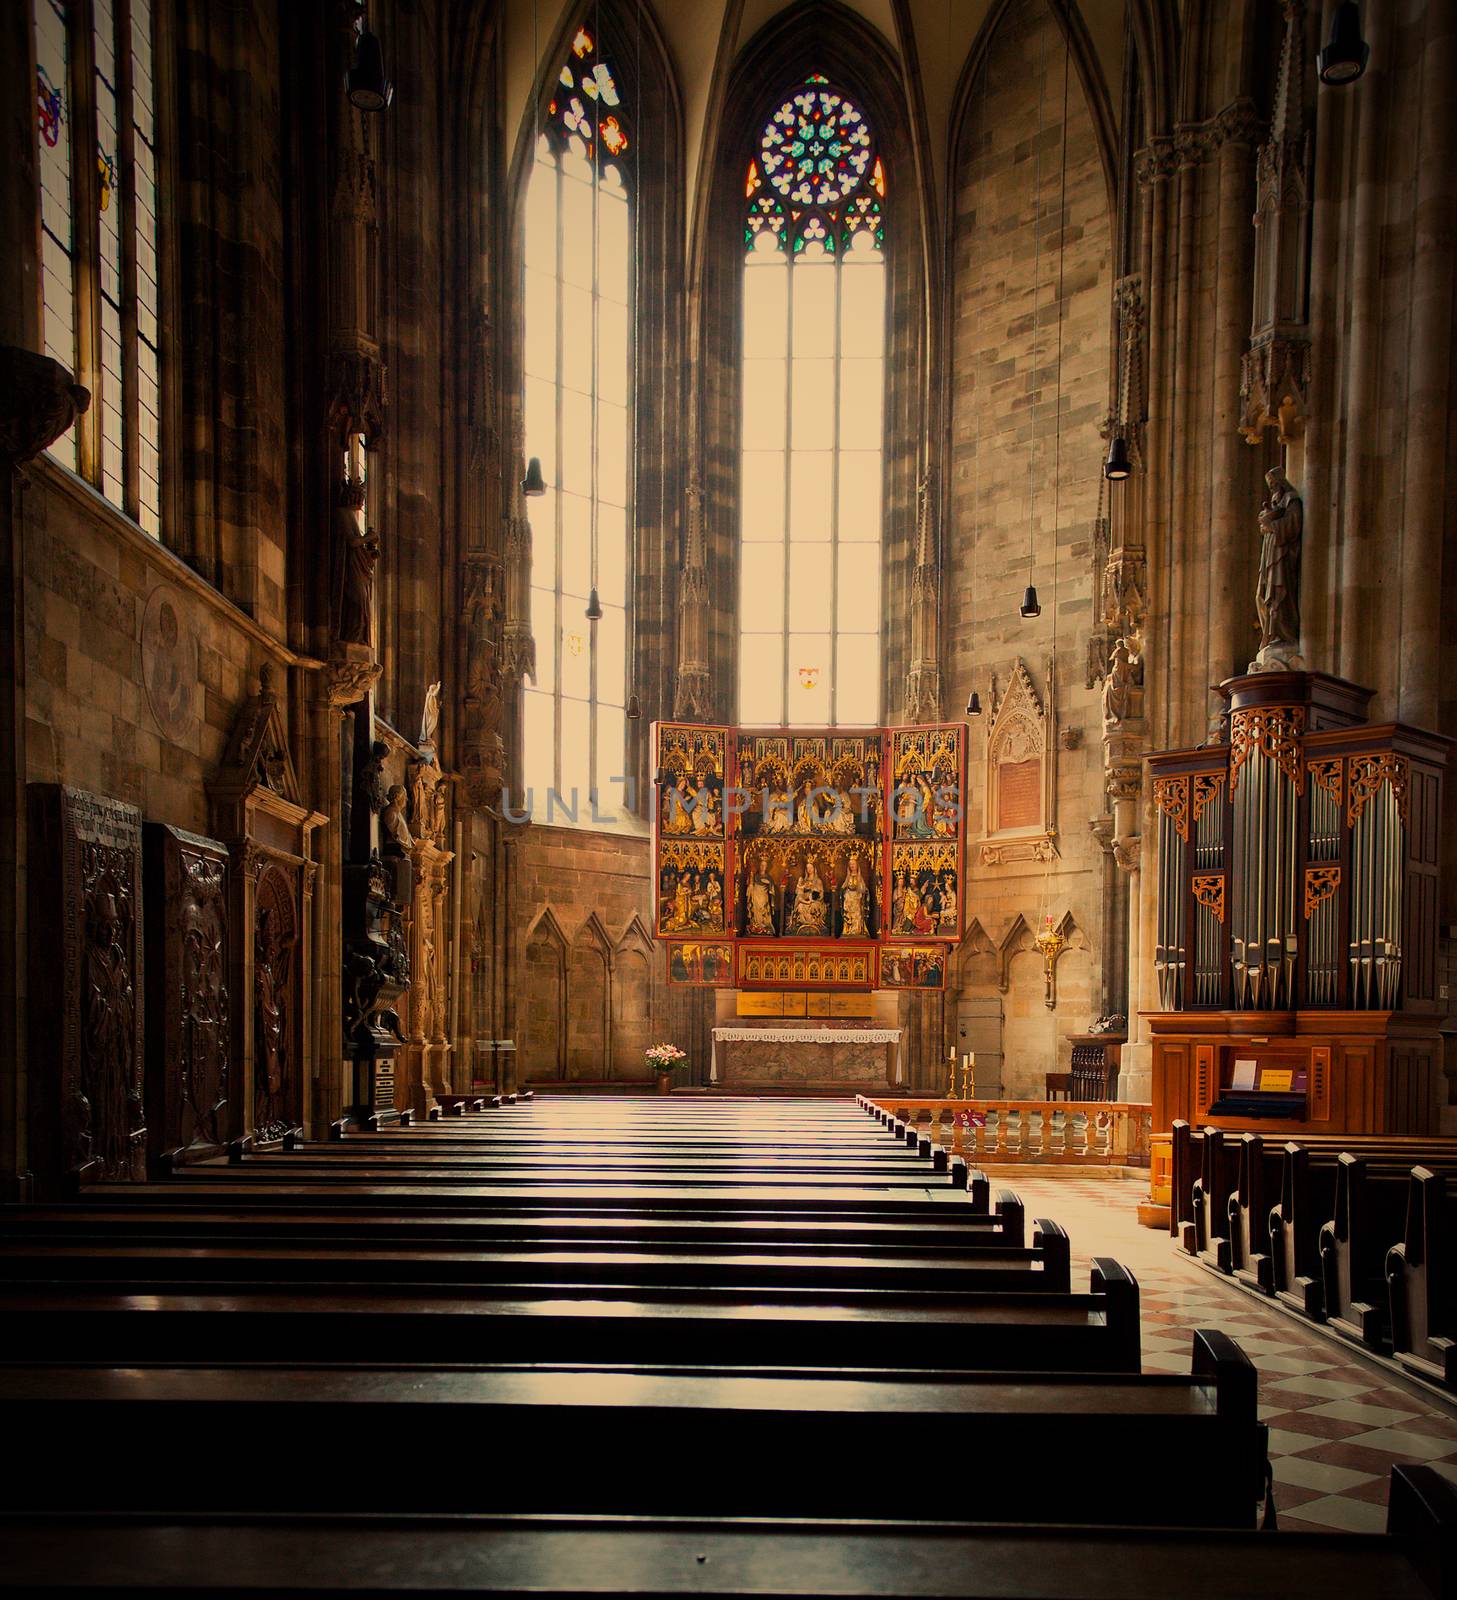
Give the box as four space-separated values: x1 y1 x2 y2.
1318 3 1369 85
1103 434 1131 481
348 22 394 111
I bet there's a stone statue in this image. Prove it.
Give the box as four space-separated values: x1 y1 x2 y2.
1254 465 1303 659
358 739 390 815
1102 637 1136 728
337 524 379 648
418 682 441 755
381 785 413 855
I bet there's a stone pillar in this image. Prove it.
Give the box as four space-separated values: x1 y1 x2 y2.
0 351 89 1197
673 476 713 721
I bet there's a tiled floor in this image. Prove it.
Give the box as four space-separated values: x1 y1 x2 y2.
1000 1172 1457 1533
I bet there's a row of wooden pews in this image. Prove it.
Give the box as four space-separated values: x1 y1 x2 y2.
0 1095 1453 1596
1173 1120 1457 1392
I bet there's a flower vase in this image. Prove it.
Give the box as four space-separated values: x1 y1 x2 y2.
656 1070 674 1095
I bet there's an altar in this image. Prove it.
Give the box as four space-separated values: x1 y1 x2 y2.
710 1025 904 1090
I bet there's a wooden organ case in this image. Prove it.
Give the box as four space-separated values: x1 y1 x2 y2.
1147 672 1449 1136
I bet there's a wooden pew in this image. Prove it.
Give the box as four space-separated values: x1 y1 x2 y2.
1388 1166 1457 1390
1319 1155 1457 1350
5 1465 1454 1600
0 1188 1031 1251
0 1257 1141 1373
0 1329 1265 1528
0 1219 1075 1294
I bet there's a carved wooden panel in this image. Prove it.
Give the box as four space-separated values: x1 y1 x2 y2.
144 825 230 1168
253 858 302 1142
28 786 146 1193
1309 1045 1331 1123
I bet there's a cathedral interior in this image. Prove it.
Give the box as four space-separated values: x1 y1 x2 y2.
4 0 1457 1591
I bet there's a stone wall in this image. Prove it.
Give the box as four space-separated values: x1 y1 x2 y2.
944 0 1114 1097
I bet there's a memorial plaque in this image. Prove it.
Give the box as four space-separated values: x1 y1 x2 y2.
997 759 1042 832
28 785 146 1194
144 825 230 1169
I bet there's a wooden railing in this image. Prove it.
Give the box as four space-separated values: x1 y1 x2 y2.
873 1098 1152 1167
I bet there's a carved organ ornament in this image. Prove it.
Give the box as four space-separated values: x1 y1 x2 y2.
1148 671 1448 1018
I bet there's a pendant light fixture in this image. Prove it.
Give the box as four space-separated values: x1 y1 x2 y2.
626 692 641 720
965 690 982 717
1020 584 1041 618
347 16 394 111
521 456 546 496
1318 3 1370 86
1103 434 1131 481
586 587 604 621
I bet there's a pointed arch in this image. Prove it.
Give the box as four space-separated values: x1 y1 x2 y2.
503 1 685 827
691 0 926 727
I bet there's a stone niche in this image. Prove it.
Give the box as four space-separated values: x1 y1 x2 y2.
143 825 231 1170
27 785 146 1195
208 669 326 1144
980 658 1058 867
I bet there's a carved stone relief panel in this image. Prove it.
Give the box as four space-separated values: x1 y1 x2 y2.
28 785 146 1193
144 825 230 1168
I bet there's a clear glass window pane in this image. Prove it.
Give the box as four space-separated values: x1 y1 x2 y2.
739 634 784 725
840 261 885 356
741 452 786 541
838 358 884 451
834 636 880 724
596 603 626 708
560 389 591 493
789 453 832 541
524 376 557 485
523 269 557 380
560 174 593 289
598 400 628 507
838 453 881 540
790 358 835 450
743 259 788 357
530 587 556 691
789 542 832 632
792 263 836 357
594 709 626 815
561 284 592 391
525 158 558 273
599 188 629 303
598 502 627 607
740 543 785 634
527 486 558 585
836 542 880 633
741 358 786 450
560 493 591 599
598 298 627 405
559 697 591 810
560 614 591 700
523 686 555 800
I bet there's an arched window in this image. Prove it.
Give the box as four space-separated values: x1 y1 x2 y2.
521 24 631 824
34 0 162 536
738 76 884 728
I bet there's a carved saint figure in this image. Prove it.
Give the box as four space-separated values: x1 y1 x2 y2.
787 858 828 936
746 869 776 935
83 885 138 1179
338 525 379 647
763 786 794 834
381 784 414 854
840 856 869 938
939 873 958 932
359 739 390 816
418 682 442 753
1255 465 1303 652
1102 637 1136 729
255 907 286 1100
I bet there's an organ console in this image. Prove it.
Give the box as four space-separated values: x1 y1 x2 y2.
1146 670 1450 1136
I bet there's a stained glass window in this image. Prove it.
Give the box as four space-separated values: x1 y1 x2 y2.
739 78 884 728
522 25 632 826
32 0 163 536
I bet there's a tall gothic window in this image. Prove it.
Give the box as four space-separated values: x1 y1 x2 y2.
34 0 162 536
521 25 631 823
738 76 885 727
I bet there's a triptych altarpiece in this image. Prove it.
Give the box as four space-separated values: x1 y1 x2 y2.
652 722 966 990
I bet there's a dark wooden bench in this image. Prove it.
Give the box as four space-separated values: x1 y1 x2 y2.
0 1219 1074 1294
1388 1166 1457 1390
1319 1154 1457 1349
0 1329 1264 1527
5 1466 1454 1599
0 1257 1140 1373
0 1188 1031 1251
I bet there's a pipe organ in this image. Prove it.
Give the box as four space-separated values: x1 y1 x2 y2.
1147 672 1450 1136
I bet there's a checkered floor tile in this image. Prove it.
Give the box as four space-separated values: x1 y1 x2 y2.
998 1172 1457 1533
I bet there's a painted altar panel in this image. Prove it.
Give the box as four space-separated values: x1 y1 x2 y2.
664 940 735 986
737 943 877 989
653 721 966 983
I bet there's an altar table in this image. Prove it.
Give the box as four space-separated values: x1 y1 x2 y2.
710 1027 905 1090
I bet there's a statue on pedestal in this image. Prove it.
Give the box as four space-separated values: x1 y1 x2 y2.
1252 465 1304 669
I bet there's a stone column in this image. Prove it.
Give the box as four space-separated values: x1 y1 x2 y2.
673 476 713 721
0 352 89 1196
